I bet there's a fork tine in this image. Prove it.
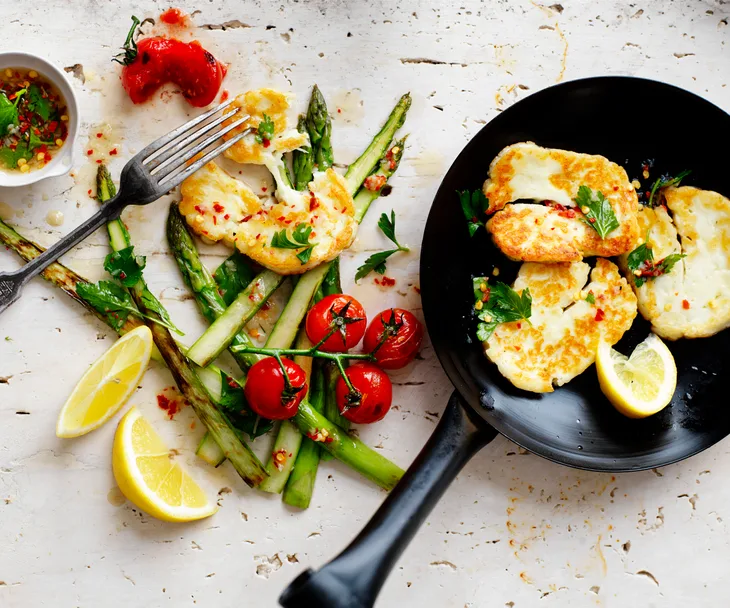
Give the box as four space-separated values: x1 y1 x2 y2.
147 109 248 174
136 98 236 163
155 114 250 184
157 127 252 191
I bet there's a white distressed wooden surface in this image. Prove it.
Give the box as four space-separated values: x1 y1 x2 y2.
1 1 729 606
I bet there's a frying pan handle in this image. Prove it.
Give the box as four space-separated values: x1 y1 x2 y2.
279 391 498 608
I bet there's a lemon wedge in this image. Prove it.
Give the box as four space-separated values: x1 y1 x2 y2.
596 333 677 418
112 407 217 522
56 326 153 438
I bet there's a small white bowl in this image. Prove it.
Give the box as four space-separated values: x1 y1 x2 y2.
0 52 79 187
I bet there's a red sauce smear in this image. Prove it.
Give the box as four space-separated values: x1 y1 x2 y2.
160 8 190 26
122 37 226 107
157 387 187 419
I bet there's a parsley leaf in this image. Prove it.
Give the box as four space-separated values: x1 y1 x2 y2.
459 189 490 237
626 237 685 287
139 286 183 335
27 85 51 121
0 88 26 139
472 277 532 342
75 280 133 331
355 211 409 282
255 113 275 145
0 93 17 136
76 280 183 335
575 185 620 239
103 246 146 287
214 252 256 306
647 170 691 207
271 222 317 264
0 141 32 169
585 292 596 304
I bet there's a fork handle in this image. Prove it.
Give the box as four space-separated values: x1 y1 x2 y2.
9 193 127 284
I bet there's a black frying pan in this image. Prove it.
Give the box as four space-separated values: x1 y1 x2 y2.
279 77 730 607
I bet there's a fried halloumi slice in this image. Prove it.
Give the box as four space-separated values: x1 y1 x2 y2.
483 143 639 262
179 162 356 274
484 258 637 393
619 186 730 340
222 88 308 165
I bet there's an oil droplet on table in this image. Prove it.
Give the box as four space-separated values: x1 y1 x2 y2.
46 210 64 227
0 202 15 220
331 89 364 125
107 486 126 507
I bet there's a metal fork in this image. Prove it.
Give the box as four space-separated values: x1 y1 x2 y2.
0 99 252 315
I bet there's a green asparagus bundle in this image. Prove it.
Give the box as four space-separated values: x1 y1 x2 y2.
97 167 267 488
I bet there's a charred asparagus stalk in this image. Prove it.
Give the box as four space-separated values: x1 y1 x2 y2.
97 166 267 488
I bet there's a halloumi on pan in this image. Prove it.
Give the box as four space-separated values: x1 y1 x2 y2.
483 259 637 393
619 186 730 339
483 143 639 262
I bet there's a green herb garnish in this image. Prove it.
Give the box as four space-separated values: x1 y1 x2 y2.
27 84 51 122
472 277 532 342
213 252 256 306
355 211 409 282
103 246 146 287
255 113 275 145
627 237 685 287
0 141 32 169
585 292 596 304
646 170 691 207
271 222 317 264
575 185 620 239
75 280 181 334
0 88 26 136
459 189 490 237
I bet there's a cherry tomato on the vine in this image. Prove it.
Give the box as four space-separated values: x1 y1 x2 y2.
363 308 424 370
335 362 393 424
305 294 367 353
244 357 307 420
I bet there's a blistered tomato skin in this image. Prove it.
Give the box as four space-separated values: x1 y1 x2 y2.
121 38 226 107
335 362 393 424
243 357 307 420
363 308 424 370
305 294 367 353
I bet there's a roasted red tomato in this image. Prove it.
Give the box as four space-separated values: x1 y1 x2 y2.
305 294 367 353
244 357 307 420
363 308 424 369
117 19 226 107
335 362 393 424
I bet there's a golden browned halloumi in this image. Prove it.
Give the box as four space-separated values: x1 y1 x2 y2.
619 186 730 339
483 259 637 393
179 163 356 274
483 143 639 262
222 89 308 165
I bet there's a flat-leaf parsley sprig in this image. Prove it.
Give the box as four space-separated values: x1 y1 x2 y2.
646 170 691 207
472 277 532 342
459 189 490 237
355 211 409 282
626 234 685 287
271 223 317 264
575 185 620 239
